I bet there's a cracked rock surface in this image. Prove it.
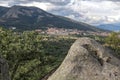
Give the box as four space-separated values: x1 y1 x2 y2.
47 37 120 80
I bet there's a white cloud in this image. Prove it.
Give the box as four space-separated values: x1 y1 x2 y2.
64 0 120 24
66 15 76 20
19 2 55 10
33 0 119 25
0 1 11 7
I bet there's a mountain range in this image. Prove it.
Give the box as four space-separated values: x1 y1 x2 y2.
98 23 120 31
0 5 104 31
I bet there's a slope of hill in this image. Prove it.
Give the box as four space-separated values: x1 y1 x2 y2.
0 6 104 31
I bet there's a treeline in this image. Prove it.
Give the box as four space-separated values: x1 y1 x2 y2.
0 27 75 80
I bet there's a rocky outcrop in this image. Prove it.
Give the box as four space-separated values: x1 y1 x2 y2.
47 37 120 80
0 55 10 80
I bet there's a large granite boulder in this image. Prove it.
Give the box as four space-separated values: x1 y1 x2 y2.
47 37 120 80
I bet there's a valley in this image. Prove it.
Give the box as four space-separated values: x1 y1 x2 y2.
0 4 120 80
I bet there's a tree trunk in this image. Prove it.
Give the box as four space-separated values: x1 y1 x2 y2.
0 55 10 80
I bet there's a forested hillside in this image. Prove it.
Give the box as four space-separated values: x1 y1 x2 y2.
0 27 75 80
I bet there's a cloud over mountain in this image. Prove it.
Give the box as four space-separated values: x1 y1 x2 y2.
0 0 120 26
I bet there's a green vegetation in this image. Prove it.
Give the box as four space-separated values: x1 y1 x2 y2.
0 27 120 80
0 27 75 80
105 32 120 57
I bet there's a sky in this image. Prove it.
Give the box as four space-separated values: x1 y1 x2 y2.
0 0 120 26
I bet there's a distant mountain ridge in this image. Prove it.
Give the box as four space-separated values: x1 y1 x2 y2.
0 6 104 31
98 23 120 31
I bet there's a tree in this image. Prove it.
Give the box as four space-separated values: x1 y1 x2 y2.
105 32 120 55
0 54 10 80
0 27 75 80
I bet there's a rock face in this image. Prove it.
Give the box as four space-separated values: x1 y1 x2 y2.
47 37 120 80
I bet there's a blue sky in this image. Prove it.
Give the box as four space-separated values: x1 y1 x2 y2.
0 0 120 26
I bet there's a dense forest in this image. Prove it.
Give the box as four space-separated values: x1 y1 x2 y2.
0 27 75 80
0 27 120 80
